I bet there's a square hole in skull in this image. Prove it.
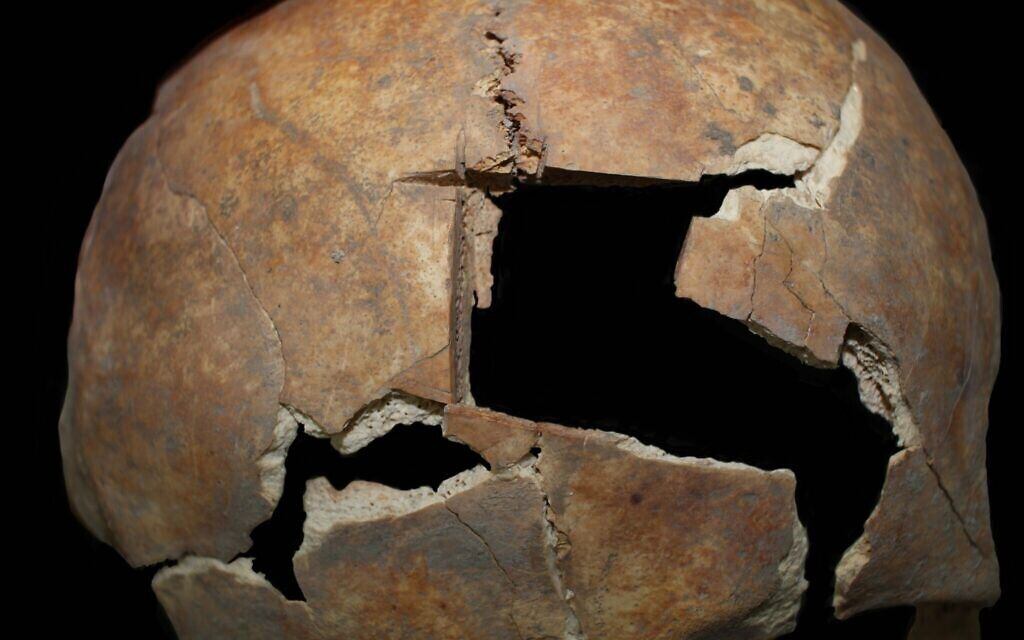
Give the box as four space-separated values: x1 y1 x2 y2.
469 176 909 639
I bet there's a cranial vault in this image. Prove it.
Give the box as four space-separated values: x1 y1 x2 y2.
62 1 1000 638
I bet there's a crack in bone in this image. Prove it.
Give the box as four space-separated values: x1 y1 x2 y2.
452 187 475 403
183 404 818 639
298 464 507 554
472 15 545 180
836 325 982 548
154 146 287 364
837 328 985 595
291 454 577 638
445 500 517 587
395 170 465 186
153 143 301 563
922 455 982 553
676 40 867 362
537 459 586 640
671 32 986 600
675 45 866 361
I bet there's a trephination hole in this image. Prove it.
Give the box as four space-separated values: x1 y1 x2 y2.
470 175 912 638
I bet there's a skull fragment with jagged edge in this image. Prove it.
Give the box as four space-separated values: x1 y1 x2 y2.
61 1 1000 638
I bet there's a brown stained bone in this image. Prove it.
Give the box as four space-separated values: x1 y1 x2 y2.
444 468 574 639
677 187 850 367
496 0 851 181
672 11 1000 612
63 0 513 567
298 478 517 640
153 558 322 640
834 448 998 617
59 122 289 565
151 416 813 639
490 9 1000 612
154 0 507 435
154 468 574 640
443 404 539 468
63 0 1001 628
537 423 808 639
441 408 815 639
675 187 767 321
829 26 1000 598
294 470 570 640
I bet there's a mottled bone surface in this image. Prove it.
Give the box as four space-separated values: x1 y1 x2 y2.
63 0 1000 635
154 413 809 640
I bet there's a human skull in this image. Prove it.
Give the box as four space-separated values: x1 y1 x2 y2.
60 1 1000 638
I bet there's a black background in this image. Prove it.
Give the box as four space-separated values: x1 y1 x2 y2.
27 1 1017 637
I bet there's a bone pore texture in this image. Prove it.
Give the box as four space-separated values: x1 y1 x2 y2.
64 0 999 638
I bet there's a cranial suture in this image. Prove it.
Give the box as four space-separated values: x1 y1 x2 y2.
62 1 1000 639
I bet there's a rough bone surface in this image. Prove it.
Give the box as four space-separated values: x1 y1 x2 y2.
155 411 810 639
62 0 1000 637
538 422 808 639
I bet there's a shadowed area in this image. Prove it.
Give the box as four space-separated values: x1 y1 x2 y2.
242 423 486 600
471 179 913 638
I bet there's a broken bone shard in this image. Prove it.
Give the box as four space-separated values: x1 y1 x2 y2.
538 423 807 639
676 187 849 367
154 414 810 639
674 18 999 614
676 186 767 320
63 0 1001 633
439 408 809 640
294 469 569 640
153 557 321 640
443 404 539 468
834 447 999 618
59 122 288 566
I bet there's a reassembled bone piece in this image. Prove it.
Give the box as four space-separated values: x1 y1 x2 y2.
62 1 1000 638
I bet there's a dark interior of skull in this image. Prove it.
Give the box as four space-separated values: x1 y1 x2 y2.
231 173 915 636
469 177 915 639
244 424 486 600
